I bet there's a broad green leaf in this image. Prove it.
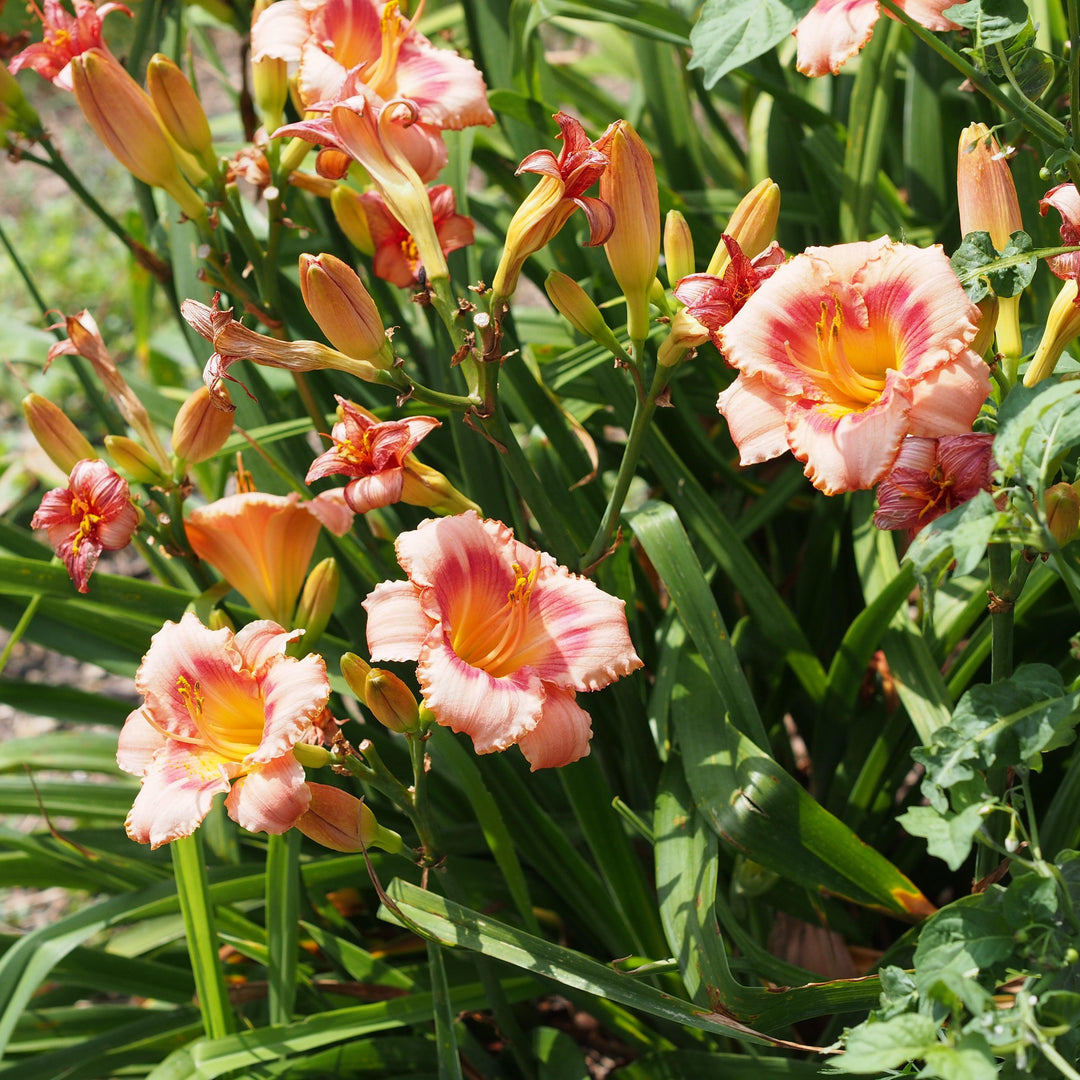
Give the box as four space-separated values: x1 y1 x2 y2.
620 1051 823 1078
950 230 1037 301
0 731 124 774
298 925 415 990
944 0 1030 44
994 380 1080 491
922 1034 998 1080
0 681 131 726
835 1013 941 1072
897 804 988 871
688 0 816 87
904 492 1004 579
673 653 935 920
265 830 301 1025
534 1026 589 1079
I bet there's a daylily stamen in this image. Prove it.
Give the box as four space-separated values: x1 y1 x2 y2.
452 558 540 676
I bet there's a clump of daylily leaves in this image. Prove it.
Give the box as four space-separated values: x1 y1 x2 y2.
9 0 1080 1075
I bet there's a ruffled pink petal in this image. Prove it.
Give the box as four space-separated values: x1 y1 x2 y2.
312 0 382 71
116 707 167 776
892 0 962 31
417 631 543 752
224 754 311 834
786 373 913 494
250 0 309 63
394 40 495 130
233 620 292 672
297 41 349 107
394 511 513 594
249 652 330 763
308 489 355 536
905 349 990 436
364 579 430 660
124 744 237 849
344 469 405 513
794 0 880 77
715 375 793 465
517 687 592 770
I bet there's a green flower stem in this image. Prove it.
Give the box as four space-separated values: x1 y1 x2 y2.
988 542 1016 684
171 833 234 1039
1068 0 1080 188
265 830 301 1024
0 593 43 677
879 0 1071 150
407 732 439 866
579 361 672 573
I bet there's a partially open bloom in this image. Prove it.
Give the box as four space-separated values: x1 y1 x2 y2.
306 396 440 514
706 179 781 275
117 612 330 848
1045 483 1080 547
363 512 642 769
31 458 139 593
252 0 493 178
296 784 402 853
873 434 995 537
185 489 353 625
1040 183 1080 283
794 0 961 77
298 253 392 363
172 385 235 465
9 0 130 90
360 185 474 288
716 237 989 495
491 112 616 306
1025 278 1080 386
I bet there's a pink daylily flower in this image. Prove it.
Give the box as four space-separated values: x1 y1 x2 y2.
361 184 475 287
794 0 961 77
9 0 131 90
673 237 785 349
31 458 139 593
363 512 643 770
716 236 990 496
117 612 331 848
1040 183 1080 285
185 489 353 626
306 396 440 513
873 433 996 537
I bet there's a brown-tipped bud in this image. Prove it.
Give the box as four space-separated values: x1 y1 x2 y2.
971 294 1000 359
364 668 420 734
22 394 96 474
707 178 780 276
330 185 375 255
299 253 392 367
1025 279 1080 386
70 49 206 220
657 307 710 367
545 271 624 356
341 652 373 704
597 120 660 342
292 557 339 650
1045 483 1080 546
105 435 169 485
295 784 403 853
172 385 234 465
400 459 481 516
664 210 695 288
147 54 216 172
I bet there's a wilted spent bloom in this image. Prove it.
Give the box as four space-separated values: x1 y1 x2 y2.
597 119 660 343
146 53 216 173
105 435 169 485
1044 483 1080 547
172 385 235 465
296 784 403 854
22 393 96 474
545 272 624 357
490 112 616 307
31 459 139 593
873 434 996 538
1024 279 1080 386
706 179 780 276
298 253 393 367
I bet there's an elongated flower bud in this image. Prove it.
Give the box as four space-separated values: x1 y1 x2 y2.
1045 482 1080 547
296 784 403 853
147 54 216 173
299 253 392 366
400 459 481 515
706 179 780 276
1025 280 1080 386
0 64 40 146
341 652 373 704
664 210 695 288
292 557 339 651
657 307 709 367
545 271 624 356
105 435 169 484
71 49 206 220
172 385 234 464
23 393 96 473
597 120 660 342
971 295 999 359
364 668 421 734
330 185 375 255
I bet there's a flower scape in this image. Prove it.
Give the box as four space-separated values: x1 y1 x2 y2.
8 0 1080 1076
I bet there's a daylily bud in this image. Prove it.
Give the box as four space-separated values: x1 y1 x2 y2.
400 459 481 516
22 393 96 474
341 652 373 704
252 55 288 132
656 307 709 367
364 668 421 734
330 185 375 255
1025 279 1080 386
207 607 235 632
971 294 999 359
298 253 392 366
545 271 624 356
292 557 339 651
105 435 169 485
295 784 403 853
707 179 780 276
70 49 206 220
172 385 234 464
292 741 331 768
958 123 1024 359
1045 483 1080 546
597 120 660 342
147 54 216 173
0 64 40 144
664 210 695 288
